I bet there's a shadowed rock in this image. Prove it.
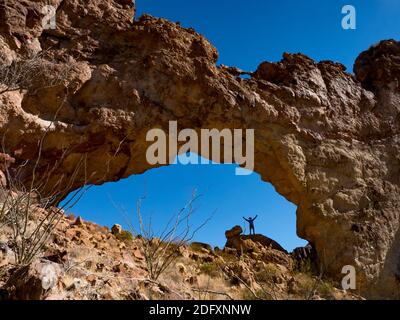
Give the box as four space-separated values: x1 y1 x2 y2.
225 225 287 254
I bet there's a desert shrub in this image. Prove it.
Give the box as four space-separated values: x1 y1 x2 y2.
242 288 273 300
0 138 90 266
0 54 89 267
200 262 218 277
315 280 335 299
293 258 314 275
115 230 133 242
217 250 238 264
0 52 71 95
293 273 335 300
121 191 212 281
254 263 280 283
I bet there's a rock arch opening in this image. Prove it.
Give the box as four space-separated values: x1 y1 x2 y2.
64 153 307 252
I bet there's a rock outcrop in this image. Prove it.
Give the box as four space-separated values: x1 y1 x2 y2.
224 226 290 269
225 225 287 253
4 260 62 300
0 0 399 298
292 244 317 263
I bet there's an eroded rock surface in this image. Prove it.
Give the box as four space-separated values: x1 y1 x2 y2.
0 0 399 298
225 225 287 254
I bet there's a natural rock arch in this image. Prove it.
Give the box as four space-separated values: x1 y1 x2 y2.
0 0 399 298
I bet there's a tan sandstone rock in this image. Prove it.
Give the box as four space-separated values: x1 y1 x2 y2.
111 224 123 236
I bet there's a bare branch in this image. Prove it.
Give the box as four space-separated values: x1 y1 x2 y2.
119 190 212 282
191 288 234 300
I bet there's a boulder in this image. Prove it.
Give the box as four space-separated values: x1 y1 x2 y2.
111 224 123 235
4 260 62 300
292 243 317 262
73 216 85 227
224 225 287 254
176 263 187 274
190 242 213 252
225 226 243 239
261 249 291 269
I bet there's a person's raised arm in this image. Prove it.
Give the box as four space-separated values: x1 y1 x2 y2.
254 215 258 220
243 217 249 222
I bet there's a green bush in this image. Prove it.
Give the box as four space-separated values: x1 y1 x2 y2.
200 262 218 276
115 230 133 242
315 280 335 299
242 288 273 300
255 263 280 283
293 258 314 275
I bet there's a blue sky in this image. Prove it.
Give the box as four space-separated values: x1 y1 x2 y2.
66 1 398 251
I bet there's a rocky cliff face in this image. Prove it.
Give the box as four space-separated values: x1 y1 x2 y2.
0 0 399 298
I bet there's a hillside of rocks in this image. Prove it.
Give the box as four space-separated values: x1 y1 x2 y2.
0 209 361 300
0 0 399 298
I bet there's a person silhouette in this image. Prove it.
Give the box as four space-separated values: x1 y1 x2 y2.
243 215 258 235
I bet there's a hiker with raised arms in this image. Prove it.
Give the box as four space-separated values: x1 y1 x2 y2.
243 215 258 235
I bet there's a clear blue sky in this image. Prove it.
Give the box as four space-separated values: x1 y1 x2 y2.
66 1 398 251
